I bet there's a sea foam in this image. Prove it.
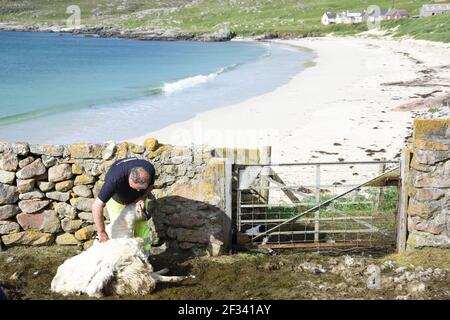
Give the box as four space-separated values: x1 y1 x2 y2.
162 64 237 95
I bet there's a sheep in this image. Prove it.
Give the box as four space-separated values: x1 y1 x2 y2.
51 203 190 298
105 201 147 240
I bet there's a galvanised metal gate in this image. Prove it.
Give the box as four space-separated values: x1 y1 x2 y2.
235 161 400 251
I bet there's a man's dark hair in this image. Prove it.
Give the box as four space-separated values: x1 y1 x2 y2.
130 167 150 186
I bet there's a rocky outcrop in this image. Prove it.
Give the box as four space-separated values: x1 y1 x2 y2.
0 24 237 42
194 29 236 42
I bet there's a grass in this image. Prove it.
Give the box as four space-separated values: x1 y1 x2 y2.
1 0 448 42
243 187 398 245
429 107 441 113
382 248 450 269
0 245 80 300
265 186 399 218
1 245 449 299
380 13 450 43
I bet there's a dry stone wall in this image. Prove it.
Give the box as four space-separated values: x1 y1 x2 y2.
0 139 265 256
406 119 450 249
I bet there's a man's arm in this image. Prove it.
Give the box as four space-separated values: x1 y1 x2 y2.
92 198 109 242
94 175 117 242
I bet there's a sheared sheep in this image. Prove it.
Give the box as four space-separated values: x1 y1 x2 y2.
51 203 190 297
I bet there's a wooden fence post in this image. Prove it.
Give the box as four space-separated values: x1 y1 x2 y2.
224 160 233 253
375 163 386 211
397 147 411 253
259 146 272 204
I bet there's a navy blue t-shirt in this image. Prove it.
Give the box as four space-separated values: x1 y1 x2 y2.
97 157 155 205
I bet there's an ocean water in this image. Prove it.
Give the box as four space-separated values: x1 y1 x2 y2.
0 31 313 143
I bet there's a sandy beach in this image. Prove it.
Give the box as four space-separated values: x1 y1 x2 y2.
128 36 450 164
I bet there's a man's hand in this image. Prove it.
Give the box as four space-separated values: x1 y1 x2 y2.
97 230 109 243
136 199 145 212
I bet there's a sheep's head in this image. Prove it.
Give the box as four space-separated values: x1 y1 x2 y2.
135 204 147 221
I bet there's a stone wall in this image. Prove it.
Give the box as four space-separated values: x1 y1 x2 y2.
406 119 450 249
0 139 267 256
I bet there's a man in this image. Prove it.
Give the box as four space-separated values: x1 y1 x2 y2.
92 157 156 251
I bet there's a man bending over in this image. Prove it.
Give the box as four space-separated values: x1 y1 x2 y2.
92 157 155 252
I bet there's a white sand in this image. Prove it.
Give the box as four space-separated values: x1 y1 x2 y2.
128 36 450 164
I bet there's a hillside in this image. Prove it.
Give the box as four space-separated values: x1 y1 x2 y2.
381 13 450 43
0 0 448 42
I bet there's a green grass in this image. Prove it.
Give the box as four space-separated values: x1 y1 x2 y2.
1 0 448 42
429 107 441 113
265 186 398 218
380 13 450 43
382 248 450 269
252 187 398 245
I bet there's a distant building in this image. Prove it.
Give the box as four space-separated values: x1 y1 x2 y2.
321 8 409 25
366 9 388 23
346 11 365 23
420 4 450 17
334 13 345 24
334 11 366 24
385 9 409 20
321 12 337 25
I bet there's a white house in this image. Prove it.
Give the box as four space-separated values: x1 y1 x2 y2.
346 11 365 23
322 8 396 25
367 9 388 22
420 4 450 17
334 11 366 24
321 12 337 25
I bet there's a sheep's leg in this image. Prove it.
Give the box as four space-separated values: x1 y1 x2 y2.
151 274 194 283
154 268 170 275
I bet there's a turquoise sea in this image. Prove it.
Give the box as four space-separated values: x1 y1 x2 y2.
0 31 313 143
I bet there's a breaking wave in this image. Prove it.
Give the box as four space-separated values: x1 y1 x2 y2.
162 64 238 95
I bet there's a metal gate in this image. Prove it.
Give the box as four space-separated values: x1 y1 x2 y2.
235 161 400 251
